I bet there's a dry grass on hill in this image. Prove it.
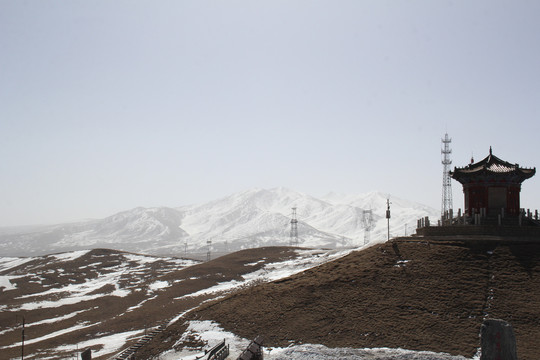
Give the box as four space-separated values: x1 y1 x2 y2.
176 239 540 360
0 247 300 360
3 240 540 360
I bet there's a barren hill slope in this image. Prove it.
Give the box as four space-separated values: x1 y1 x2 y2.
1 246 343 359
156 239 540 360
4 240 539 359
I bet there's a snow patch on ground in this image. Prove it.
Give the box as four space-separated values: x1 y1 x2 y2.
176 280 244 299
268 344 474 359
123 253 197 268
48 250 90 263
245 259 266 266
18 293 104 310
177 248 353 300
149 280 170 291
0 322 97 349
123 253 163 264
0 275 17 290
124 295 158 313
13 261 135 307
111 287 131 297
156 320 475 360
26 309 91 327
157 320 250 360
244 248 350 282
53 329 144 359
0 257 34 272
16 280 121 308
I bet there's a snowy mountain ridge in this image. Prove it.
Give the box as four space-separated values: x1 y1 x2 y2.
0 188 439 256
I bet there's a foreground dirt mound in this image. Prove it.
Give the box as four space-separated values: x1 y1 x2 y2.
189 240 540 360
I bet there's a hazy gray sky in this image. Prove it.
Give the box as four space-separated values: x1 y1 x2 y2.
1 1 539 226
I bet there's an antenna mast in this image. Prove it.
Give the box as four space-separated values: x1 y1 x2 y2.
441 133 453 219
290 207 298 246
386 198 391 240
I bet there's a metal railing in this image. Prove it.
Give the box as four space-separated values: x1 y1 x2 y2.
237 335 264 360
204 339 229 360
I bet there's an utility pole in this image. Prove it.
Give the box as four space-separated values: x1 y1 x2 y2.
21 316 25 360
386 198 391 241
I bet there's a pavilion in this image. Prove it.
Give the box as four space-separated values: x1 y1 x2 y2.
450 147 535 218
415 148 539 238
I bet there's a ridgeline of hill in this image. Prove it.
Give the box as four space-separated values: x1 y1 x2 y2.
141 238 540 360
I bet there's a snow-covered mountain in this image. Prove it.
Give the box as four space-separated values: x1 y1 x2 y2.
0 188 439 256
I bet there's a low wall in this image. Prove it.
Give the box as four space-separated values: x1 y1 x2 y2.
416 225 540 239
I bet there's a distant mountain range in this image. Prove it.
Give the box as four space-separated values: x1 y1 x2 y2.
0 188 439 256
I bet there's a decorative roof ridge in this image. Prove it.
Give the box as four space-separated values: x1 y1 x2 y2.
450 147 536 183
457 147 519 171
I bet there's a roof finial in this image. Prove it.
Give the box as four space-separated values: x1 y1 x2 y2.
489 146 492 155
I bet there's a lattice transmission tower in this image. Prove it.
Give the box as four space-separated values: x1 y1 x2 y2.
290 207 298 246
362 209 373 245
206 240 212 262
441 133 453 218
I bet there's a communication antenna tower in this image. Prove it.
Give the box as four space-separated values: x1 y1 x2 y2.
206 240 212 262
290 207 298 246
362 209 373 245
441 133 453 218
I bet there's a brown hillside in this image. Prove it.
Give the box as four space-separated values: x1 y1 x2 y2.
0 247 300 360
184 239 540 360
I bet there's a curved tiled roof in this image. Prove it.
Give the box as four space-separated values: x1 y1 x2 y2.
450 147 535 184
486 162 515 173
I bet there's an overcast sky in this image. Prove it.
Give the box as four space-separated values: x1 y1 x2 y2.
1 1 539 227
